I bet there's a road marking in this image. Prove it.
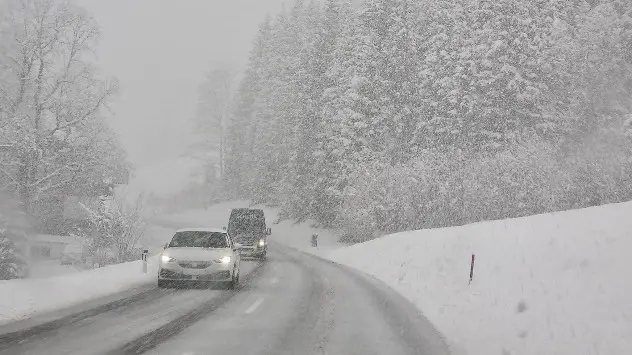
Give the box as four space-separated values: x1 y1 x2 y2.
245 297 264 314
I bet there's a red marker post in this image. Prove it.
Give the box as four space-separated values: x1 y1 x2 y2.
469 254 475 285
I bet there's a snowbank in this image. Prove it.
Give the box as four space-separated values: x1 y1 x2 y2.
27 259 81 279
0 256 159 326
329 201 632 355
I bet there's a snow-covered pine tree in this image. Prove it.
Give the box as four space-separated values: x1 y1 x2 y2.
315 5 370 226
416 0 470 150
246 0 321 205
280 0 362 221
247 7 296 203
313 0 423 224
550 0 632 205
560 0 632 141
456 0 564 151
225 16 272 198
290 0 357 225
370 0 423 165
279 0 325 220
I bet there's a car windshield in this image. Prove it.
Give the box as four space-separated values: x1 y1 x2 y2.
168 231 228 248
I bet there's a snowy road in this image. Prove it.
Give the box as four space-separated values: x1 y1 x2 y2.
0 244 449 355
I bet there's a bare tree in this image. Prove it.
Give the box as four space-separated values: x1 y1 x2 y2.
0 0 120 214
190 66 237 179
78 194 146 266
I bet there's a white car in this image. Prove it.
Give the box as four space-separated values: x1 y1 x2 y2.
158 228 241 289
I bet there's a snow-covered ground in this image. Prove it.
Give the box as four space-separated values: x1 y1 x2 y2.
167 201 632 355
329 202 632 355
0 218 183 326
27 260 81 279
21 224 173 280
0 256 159 326
2 199 630 354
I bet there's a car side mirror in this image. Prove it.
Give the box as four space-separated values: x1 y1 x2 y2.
163 242 169 249
234 243 243 250
267 228 272 235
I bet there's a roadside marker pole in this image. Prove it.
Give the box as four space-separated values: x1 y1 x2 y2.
469 254 475 285
142 249 148 273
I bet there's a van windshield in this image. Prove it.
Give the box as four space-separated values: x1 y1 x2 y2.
228 215 265 235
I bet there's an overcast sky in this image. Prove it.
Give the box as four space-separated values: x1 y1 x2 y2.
76 0 287 194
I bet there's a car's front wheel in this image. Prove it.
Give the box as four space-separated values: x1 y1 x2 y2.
227 267 239 290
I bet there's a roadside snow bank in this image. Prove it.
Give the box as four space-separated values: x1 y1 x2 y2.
328 201 632 355
0 257 158 326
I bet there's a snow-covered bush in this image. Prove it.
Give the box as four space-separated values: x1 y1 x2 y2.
625 115 632 167
0 195 28 280
0 234 27 280
559 131 632 209
75 196 146 266
461 140 566 222
339 160 387 242
340 140 570 242
340 150 457 241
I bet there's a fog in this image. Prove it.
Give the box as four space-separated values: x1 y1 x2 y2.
1 1 630 354
76 0 287 193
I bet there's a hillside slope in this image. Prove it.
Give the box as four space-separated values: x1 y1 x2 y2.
329 201 632 355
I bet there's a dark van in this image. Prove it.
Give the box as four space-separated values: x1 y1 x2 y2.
227 208 271 260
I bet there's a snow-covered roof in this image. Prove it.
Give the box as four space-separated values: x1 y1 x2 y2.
175 227 226 233
29 234 81 245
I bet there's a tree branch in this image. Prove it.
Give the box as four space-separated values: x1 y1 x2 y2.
28 164 67 188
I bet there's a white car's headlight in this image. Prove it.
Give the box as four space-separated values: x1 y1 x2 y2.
161 255 176 263
215 256 232 264
258 239 265 247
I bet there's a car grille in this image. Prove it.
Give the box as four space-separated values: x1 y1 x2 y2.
160 269 191 279
159 269 230 280
198 271 231 280
235 235 261 246
179 261 211 269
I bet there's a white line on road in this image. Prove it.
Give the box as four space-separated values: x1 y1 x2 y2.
245 297 264 314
